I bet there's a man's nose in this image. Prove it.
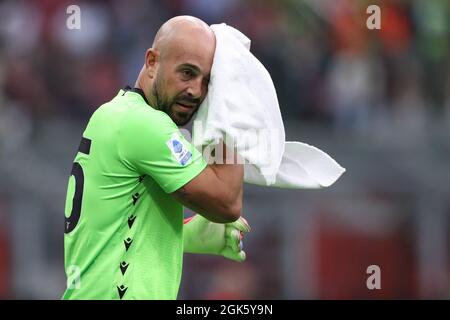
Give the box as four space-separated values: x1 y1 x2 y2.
186 78 205 99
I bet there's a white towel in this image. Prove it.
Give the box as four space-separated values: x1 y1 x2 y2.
192 23 345 188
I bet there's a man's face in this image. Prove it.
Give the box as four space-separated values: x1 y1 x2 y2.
151 45 213 126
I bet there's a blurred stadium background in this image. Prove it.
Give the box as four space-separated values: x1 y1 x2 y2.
0 0 449 299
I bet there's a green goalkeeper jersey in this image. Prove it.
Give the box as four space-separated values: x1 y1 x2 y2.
62 88 207 300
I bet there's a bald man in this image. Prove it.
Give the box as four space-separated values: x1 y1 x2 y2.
62 16 248 300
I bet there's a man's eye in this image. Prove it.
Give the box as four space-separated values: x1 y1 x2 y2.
182 69 193 78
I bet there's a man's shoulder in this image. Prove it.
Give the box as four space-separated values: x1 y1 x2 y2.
120 99 175 130
113 100 177 144
92 93 172 126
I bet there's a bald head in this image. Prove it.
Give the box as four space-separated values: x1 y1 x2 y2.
135 16 216 126
153 16 214 55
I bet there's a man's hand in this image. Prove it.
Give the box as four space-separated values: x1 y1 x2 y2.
183 214 251 262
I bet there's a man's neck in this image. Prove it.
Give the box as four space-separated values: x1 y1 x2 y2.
134 78 156 109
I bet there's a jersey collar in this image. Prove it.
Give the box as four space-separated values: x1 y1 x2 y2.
123 86 150 106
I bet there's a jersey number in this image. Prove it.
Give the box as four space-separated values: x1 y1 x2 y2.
65 137 91 234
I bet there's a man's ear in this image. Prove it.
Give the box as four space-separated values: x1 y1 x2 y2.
145 48 158 79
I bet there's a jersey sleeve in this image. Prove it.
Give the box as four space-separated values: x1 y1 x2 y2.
118 107 207 193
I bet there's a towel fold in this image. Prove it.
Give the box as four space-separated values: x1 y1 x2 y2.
192 23 345 188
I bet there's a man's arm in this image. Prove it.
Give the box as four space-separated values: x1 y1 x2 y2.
172 144 243 223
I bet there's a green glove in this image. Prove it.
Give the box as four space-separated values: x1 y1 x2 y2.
183 214 251 262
